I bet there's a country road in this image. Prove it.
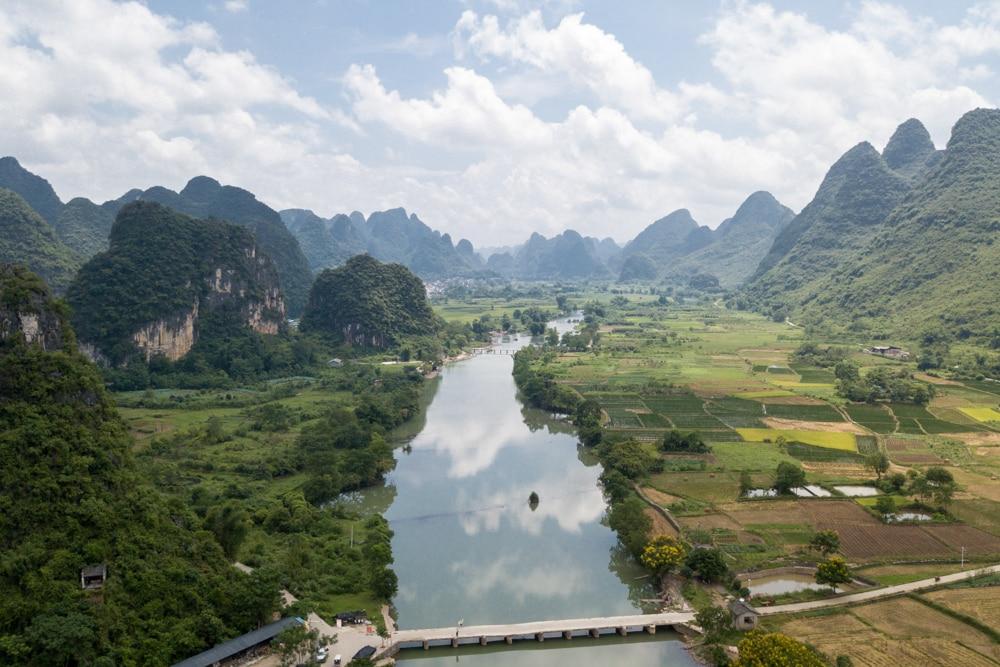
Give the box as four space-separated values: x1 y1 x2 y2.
759 563 1000 615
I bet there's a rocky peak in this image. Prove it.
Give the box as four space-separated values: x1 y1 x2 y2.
179 175 223 201
883 118 936 176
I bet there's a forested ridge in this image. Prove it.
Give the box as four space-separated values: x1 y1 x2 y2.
0 265 279 665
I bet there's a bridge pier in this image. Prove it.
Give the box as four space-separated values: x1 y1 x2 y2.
562 630 572 640
505 636 512 645
645 624 656 635
535 632 544 642
422 640 429 650
451 637 459 648
589 628 599 639
480 636 487 646
616 626 627 637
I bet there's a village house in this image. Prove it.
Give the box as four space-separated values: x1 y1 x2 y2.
729 598 760 631
80 564 107 590
867 345 910 360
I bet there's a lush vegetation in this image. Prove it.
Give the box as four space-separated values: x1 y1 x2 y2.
0 188 80 293
68 201 285 366
140 176 312 316
0 268 279 665
300 254 438 349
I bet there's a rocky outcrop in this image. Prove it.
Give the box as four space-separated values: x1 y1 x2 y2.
68 201 287 365
0 264 72 352
131 301 198 361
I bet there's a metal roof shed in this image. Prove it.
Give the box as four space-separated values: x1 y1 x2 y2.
171 617 304 667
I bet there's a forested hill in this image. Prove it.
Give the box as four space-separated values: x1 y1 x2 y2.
281 206 483 279
300 254 438 347
789 108 1000 340
659 192 795 287
0 265 278 664
741 138 911 311
0 188 80 293
138 176 312 315
67 201 286 366
0 157 124 260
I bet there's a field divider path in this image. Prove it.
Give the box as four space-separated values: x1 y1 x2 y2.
758 563 1000 615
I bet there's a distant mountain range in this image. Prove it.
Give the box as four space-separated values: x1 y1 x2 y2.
3 107 999 344
281 206 484 279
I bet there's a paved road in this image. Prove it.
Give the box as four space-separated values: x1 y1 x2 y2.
759 564 1000 615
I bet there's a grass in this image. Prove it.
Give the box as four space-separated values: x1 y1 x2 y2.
735 428 858 451
711 442 798 471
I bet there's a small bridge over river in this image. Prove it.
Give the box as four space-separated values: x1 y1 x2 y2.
470 347 517 355
388 611 696 651
380 565 1000 656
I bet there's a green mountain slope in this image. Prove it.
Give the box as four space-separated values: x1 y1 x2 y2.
619 209 712 272
0 188 80 293
300 254 437 347
665 191 794 287
53 197 116 258
743 139 911 310
0 157 63 224
67 201 285 365
797 108 1000 339
137 176 311 315
0 265 277 664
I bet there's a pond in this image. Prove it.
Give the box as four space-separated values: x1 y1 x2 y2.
744 573 834 596
833 485 879 497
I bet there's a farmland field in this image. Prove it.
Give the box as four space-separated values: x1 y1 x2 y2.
961 406 1000 423
735 428 858 451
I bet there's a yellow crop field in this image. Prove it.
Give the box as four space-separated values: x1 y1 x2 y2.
960 406 1000 422
736 428 858 451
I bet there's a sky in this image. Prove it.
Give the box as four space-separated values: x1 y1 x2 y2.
2 1 999 246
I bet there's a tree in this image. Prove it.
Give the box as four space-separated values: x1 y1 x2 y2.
874 496 896 518
640 535 687 574
732 630 826 667
274 625 321 667
815 556 852 589
661 430 710 454
608 498 652 558
205 501 250 560
685 548 729 583
545 328 560 347
887 472 907 492
864 452 890 481
370 567 398 600
774 462 805 494
695 605 733 643
836 656 855 667
910 467 956 506
739 471 753 495
809 530 840 556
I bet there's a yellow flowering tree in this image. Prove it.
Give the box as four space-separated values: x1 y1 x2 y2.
733 630 826 667
639 535 686 574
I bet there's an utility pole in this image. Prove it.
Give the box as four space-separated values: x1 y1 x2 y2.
961 546 965 567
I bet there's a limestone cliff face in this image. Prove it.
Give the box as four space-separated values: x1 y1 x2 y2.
131 301 198 361
68 201 287 365
0 264 72 352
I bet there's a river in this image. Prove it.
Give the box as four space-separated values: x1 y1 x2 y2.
374 316 697 666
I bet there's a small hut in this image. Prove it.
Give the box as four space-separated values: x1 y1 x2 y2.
80 564 107 590
729 598 759 631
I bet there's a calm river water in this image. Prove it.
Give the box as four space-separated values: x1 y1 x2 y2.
370 317 697 666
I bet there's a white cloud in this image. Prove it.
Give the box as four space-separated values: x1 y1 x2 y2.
454 10 719 123
223 0 248 13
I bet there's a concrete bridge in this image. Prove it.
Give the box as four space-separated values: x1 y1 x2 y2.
388 611 696 651
470 347 517 355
